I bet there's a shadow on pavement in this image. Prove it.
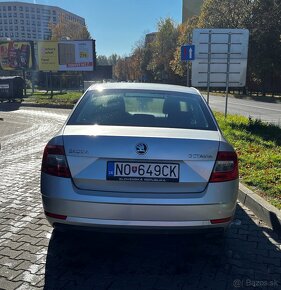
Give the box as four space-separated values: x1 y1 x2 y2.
44 204 281 290
0 101 22 112
0 100 73 111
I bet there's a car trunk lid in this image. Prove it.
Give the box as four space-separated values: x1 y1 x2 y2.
63 125 220 193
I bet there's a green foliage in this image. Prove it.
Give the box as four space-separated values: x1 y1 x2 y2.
215 112 281 209
198 0 281 95
170 16 199 78
107 54 119 66
147 18 179 82
198 0 253 28
27 91 81 105
114 18 182 83
248 0 281 94
97 55 109 65
97 54 119 66
114 1 281 94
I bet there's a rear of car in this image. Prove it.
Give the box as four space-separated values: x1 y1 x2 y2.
41 83 238 233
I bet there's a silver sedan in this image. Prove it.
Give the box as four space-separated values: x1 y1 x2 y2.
41 83 239 234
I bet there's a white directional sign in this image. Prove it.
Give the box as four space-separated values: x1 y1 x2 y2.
191 29 249 87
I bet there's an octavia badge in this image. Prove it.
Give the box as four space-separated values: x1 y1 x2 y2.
136 143 148 155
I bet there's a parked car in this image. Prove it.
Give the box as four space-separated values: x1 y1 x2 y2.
41 82 238 234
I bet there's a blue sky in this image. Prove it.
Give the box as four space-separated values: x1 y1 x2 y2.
2 0 182 56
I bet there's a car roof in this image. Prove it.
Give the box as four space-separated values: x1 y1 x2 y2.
87 82 200 95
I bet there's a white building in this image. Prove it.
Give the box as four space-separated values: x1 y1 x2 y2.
0 1 85 41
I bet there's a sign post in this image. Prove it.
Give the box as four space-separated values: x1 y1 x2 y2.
22 69 26 97
207 31 212 104
225 32 232 118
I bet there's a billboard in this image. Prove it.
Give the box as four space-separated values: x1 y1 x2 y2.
37 41 59 71
38 40 95 72
192 29 249 87
58 41 94 71
0 41 34 70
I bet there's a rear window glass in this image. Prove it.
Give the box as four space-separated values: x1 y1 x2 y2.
67 89 217 130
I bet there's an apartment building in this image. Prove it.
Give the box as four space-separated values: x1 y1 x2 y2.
0 1 85 41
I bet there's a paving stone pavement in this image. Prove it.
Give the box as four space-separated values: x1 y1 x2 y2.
0 103 280 290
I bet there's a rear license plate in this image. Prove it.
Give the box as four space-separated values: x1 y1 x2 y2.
107 161 179 182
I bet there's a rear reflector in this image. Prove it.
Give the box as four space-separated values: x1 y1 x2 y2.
45 211 67 220
209 151 238 182
41 145 71 178
210 217 232 224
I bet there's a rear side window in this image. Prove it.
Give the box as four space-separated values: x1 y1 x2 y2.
67 89 217 130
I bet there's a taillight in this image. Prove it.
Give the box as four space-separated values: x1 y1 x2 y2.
45 211 67 220
209 151 238 182
210 216 232 224
41 145 71 178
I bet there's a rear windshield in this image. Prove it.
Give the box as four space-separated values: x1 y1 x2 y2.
67 89 217 131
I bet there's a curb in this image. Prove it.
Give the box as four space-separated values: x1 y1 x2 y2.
238 183 281 233
0 101 74 111
22 102 74 110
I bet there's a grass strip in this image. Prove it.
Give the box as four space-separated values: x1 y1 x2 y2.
215 112 281 210
24 91 82 106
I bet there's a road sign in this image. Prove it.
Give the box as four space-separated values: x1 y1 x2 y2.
191 28 249 117
181 45 195 61
191 29 249 88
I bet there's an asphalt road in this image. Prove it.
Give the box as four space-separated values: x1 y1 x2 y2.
205 94 281 126
0 104 280 289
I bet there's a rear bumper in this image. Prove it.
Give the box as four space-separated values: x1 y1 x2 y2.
53 222 227 235
43 202 234 228
55 216 228 228
41 174 238 231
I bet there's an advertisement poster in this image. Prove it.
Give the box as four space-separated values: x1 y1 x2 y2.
0 41 34 70
37 40 95 72
37 41 59 71
58 40 94 71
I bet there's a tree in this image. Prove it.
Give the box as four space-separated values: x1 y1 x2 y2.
108 54 119 66
147 18 179 82
197 0 281 95
197 0 253 28
97 55 109 65
127 37 147 81
170 16 199 82
141 45 154 82
129 47 145 81
97 54 120 66
248 0 281 94
113 58 129 81
50 15 91 40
